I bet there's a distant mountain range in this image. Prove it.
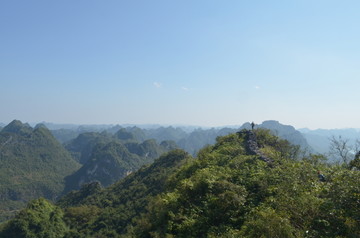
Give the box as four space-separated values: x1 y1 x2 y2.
2 119 359 160
59 120 318 193
43 120 313 156
45 120 360 158
1 119 360 227
299 128 360 155
0 120 177 222
63 131 176 193
3 128 358 237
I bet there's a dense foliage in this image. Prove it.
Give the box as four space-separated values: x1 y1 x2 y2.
134 130 360 237
64 132 115 164
0 198 67 238
58 149 191 237
1 129 359 237
63 130 177 193
0 120 80 222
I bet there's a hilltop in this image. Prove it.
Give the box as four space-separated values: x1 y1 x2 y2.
63 133 176 193
1 129 359 237
0 120 81 222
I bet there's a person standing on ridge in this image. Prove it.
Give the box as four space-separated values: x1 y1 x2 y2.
251 122 255 130
317 171 326 182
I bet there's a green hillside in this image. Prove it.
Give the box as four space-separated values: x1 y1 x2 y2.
1 129 359 237
0 120 81 222
63 129 177 193
64 132 114 164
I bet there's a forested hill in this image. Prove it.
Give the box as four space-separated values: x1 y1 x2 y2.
62 129 177 193
1 129 359 237
0 120 81 222
63 138 177 193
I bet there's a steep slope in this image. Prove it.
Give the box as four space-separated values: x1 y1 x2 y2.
51 130 302 236
63 137 177 193
58 149 191 237
136 129 360 237
63 142 139 192
64 132 114 164
0 120 81 222
1 129 360 237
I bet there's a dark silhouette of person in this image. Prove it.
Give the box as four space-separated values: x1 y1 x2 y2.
251 122 255 130
317 171 326 182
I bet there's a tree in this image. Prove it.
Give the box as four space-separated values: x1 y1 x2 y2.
350 151 360 170
329 136 360 166
329 136 352 164
0 198 67 238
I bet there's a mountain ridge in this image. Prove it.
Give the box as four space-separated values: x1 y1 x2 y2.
0 120 81 222
3 129 358 237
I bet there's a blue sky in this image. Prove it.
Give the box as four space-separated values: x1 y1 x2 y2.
1 1 360 129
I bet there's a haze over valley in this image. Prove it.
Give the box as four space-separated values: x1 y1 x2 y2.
1 1 360 237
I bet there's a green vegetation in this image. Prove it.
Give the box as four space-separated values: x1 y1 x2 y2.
0 120 81 222
63 131 177 192
0 198 67 238
57 149 191 237
135 130 360 237
1 128 359 237
65 132 114 164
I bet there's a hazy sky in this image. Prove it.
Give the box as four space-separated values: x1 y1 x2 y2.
1 1 360 129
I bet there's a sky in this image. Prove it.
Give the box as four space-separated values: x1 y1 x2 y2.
1 0 360 129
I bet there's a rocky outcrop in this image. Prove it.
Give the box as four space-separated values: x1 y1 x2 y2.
238 130 273 164
241 120 313 152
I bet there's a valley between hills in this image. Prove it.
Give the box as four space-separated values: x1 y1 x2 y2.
0 119 359 237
